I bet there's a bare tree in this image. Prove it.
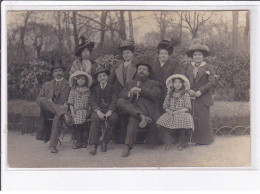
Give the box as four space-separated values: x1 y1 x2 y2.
177 11 213 39
17 11 33 58
128 11 134 40
154 11 169 40
53 11 65 58
72 11 79 50
232 11 239 48
244 11 249 45
118 11 127 40
179 11 183 42
99 11 108 47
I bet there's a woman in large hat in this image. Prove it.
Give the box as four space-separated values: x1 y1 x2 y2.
184 39 215 145
69 36 98 84
108 39 138 143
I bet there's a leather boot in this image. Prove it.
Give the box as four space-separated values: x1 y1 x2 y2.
121 144 131 157
101 142 107 152
139 115 152 128
89 144 97 155
50 146 58 153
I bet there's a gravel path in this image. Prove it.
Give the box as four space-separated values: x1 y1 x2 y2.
7 131 250 168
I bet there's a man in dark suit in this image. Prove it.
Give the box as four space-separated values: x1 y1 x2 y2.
88 66 118 155
36 60 71 153
117 63 161 157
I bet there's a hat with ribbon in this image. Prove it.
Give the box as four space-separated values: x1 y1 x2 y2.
69 71 93 87
118 39 135 53
186 39 210 58
75 36 95 57
166 74 190 91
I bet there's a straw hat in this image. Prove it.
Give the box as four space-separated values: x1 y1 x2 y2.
75 36 95 57
69 71 92 87
186 39 210 58
166 74 190 91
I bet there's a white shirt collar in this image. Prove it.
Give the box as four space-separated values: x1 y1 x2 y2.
191 61 207 67
124 60 131 67
159 59 167 67
55 77 63 82
100 82 107 89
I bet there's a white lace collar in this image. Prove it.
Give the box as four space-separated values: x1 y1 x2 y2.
191 61 207 67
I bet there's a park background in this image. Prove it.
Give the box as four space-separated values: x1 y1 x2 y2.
6 10 250 167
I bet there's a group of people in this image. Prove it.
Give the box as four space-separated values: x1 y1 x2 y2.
36 36 216 157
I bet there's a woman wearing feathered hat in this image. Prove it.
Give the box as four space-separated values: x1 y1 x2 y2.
69 36 98 82
184 39 215 145
108 39 138 143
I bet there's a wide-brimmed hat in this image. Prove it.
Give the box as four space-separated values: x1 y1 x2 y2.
50 59 66 72
118 39 135 53
69 71 92 87
136 62 153 74
75 36 95 57
166 74 190 91
93 66 110 80
157 40 173 52
186 39 210 58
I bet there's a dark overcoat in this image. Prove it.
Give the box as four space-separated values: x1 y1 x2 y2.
89 82 117 112
184 61 215 144
151 58 182 112
119 78 161 120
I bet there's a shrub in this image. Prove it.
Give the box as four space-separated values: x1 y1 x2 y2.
8 42 250 102
20 61 53 100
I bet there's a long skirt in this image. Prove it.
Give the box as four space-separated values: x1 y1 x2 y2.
192 99 214 145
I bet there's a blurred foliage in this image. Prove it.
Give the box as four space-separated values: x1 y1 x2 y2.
8 42 250 102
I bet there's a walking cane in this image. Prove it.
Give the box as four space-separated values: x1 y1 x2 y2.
100 116 110 144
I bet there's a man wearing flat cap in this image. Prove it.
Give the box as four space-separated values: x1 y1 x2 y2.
117 63 161 157
36 59 71 153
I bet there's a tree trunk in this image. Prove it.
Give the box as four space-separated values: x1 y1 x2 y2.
191 31 198 39
57 11 63 58
118 11 126 40
179 12 183 43
17 11 31 58
244 11 249 46
128 11 134 40
232 11 239 48
72 11 79 51
99 11 108 47
65 11 72 53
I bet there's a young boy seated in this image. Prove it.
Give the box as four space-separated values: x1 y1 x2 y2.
89 66 118 155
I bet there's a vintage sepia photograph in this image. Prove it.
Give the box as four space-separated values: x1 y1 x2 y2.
5 9 250 168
